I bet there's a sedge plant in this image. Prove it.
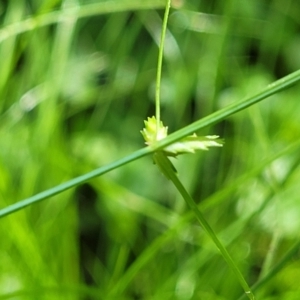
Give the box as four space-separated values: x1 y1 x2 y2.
141 1 254 299
2 1 300 299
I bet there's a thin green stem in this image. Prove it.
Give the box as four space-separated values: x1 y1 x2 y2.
101 139 300 297
1 69 300 218
155 0 171 132
154 152 255 300
0 147 150 219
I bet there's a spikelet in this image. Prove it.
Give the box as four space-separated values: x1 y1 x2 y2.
141 116 223 157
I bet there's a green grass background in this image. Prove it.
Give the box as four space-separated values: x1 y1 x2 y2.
1 0 300 299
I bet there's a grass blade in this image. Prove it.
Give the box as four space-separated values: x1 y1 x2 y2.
0 68 300 218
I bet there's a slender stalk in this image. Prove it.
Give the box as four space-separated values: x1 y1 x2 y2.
106 140 300 297
1 69 300 218
154 152 256 300
155 0 171 133
0 147 150 218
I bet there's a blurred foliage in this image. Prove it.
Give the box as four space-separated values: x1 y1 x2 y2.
1 0 300 299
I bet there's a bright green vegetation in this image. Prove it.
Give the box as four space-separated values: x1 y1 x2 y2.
1 0 300 299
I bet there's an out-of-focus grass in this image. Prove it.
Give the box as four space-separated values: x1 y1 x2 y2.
1 0 300 299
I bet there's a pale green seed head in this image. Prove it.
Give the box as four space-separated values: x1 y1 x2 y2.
141 116 223 156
